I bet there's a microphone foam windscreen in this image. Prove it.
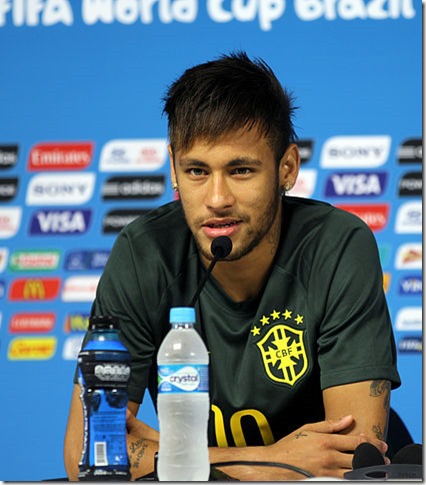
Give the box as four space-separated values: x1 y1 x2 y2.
211 236 232 259
392 444 422 465
352 442 385 469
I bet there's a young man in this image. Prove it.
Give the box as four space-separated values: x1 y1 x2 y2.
64 51 400 480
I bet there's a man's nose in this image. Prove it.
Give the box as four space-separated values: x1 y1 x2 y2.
204 175 235 210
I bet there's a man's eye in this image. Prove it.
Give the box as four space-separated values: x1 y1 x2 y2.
188 168 206 176
232 167 252 175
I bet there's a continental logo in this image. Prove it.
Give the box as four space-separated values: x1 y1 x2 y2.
337 204 389 232
251 308 307 386
8 336 56 360
9 277 61 301
9 250 60 271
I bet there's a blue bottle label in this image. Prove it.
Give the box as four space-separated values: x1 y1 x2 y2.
86 389 129 468
157 364 209 393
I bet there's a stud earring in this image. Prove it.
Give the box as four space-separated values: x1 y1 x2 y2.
284 182 292 192
172 182 178 191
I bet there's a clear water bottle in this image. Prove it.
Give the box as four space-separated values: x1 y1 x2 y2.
77 315 131 481
157 307 210 481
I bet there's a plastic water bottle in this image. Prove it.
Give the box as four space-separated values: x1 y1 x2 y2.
77 315 131 481
157 307 210 481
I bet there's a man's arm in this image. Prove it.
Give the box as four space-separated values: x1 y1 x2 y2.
63 384 160 481
323 379 391 441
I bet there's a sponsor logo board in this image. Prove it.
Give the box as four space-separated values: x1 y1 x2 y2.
336 204 389 231
9 277 61 301
28 142 94 170
8 336 56 360
9 250 60 271
29 209 92 235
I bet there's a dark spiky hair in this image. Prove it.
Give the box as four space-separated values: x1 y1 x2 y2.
162 51 297 161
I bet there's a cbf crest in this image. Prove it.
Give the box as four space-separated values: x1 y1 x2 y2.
251 309 308 386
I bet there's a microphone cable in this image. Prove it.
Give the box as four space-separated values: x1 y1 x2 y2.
211 460 314 479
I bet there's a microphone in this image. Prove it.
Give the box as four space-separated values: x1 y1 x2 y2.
188 236 233 307
392 443 422 465
352 442 385 470
344 442 423 480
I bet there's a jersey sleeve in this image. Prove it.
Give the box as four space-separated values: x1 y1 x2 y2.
81 228 158 404
312 212 401 391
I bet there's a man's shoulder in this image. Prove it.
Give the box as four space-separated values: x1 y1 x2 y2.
285 196 369 230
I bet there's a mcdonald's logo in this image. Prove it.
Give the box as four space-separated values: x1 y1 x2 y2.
9 277 61 301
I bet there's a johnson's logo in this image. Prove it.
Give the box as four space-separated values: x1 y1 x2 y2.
28 142 94 171
9 277 61 301
325 172 387 197
336 204 389 232
29 209 92 235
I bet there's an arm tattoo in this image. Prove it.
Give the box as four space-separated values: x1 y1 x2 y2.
129 438 148 470
372 424 384 440
370 380 391 408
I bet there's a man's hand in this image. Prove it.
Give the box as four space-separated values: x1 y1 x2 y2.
126 409 159 480
211 415 389 481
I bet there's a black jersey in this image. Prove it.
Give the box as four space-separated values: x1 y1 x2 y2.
87 197 400 447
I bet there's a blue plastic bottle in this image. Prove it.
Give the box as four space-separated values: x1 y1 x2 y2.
77 315 131 481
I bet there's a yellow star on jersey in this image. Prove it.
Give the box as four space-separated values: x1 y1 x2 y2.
283 309 292 320
260 315 270 326
295 314 304 325
270 310 280 320
251 326 260 336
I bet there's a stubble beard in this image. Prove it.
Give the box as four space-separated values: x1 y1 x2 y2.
189 188 282 263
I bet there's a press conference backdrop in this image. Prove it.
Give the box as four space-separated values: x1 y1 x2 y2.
0 1 422 480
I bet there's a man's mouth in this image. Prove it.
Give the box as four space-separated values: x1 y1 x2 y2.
205 221 239 228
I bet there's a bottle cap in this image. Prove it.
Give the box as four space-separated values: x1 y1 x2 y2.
169 307 196 324
89 315 119 330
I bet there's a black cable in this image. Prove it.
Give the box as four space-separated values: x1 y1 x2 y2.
211 460 314 479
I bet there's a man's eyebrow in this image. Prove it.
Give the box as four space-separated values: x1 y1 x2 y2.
178 157 262 167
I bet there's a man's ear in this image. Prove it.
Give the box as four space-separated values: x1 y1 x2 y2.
279 143 300 191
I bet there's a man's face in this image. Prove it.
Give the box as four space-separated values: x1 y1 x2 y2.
171 127 285 264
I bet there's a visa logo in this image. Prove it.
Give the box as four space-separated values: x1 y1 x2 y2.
325 172 387 197
399 276 422 295
29 210 92 235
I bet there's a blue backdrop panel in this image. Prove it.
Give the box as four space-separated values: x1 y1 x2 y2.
0 1 421 480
